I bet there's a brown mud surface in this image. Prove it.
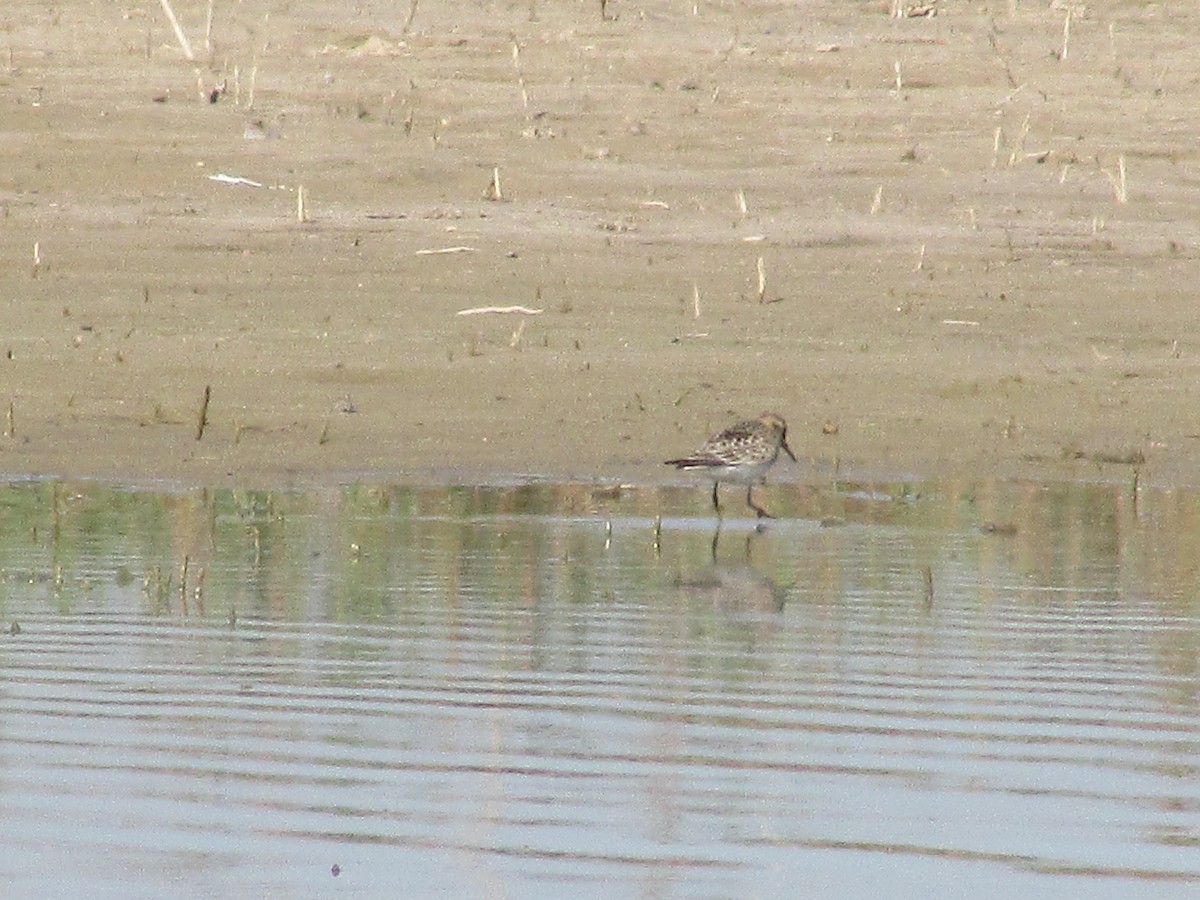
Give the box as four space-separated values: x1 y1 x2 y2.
3 1 1200 488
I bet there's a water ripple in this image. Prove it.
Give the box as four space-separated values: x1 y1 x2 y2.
1 480 1199 898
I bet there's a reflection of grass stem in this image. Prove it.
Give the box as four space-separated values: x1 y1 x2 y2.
179 556 189 612
193 567 206 613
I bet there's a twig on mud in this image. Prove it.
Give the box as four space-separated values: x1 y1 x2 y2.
195 384 211 441
402 0 420 34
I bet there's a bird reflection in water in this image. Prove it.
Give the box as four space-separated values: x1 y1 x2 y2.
675 563 786 616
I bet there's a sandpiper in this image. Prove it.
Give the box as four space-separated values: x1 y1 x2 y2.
665 412 796 518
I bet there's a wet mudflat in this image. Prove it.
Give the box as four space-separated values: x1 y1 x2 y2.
0 477 1198 898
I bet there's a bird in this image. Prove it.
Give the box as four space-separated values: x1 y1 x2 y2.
664 412 796 519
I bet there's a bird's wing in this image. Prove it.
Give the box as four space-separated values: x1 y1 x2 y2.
697 420 759 464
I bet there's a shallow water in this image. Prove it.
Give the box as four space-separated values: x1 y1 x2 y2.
1 478 1198 898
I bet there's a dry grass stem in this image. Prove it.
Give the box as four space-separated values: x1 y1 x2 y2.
247 60 258 109
893 60 903 92
755 256 767 303
913 243 926 272
157 0 196 61
509 318 526 348
692 283 701 318
1059 8 1071 61
204 0 214 55
510 37 531 117
296 185 308 222
1007 116 1030 166
870 185 883 214
1103 155 1128 203
417 246 476 256
736 189 748 217
32 241 41 277
483 166 504 201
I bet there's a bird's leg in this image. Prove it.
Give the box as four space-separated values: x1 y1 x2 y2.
712 481 722 518
746 485 774 519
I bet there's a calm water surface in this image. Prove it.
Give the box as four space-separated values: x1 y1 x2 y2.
1 478 1198 898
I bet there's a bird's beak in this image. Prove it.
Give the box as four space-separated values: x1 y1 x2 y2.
782 439 797 462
